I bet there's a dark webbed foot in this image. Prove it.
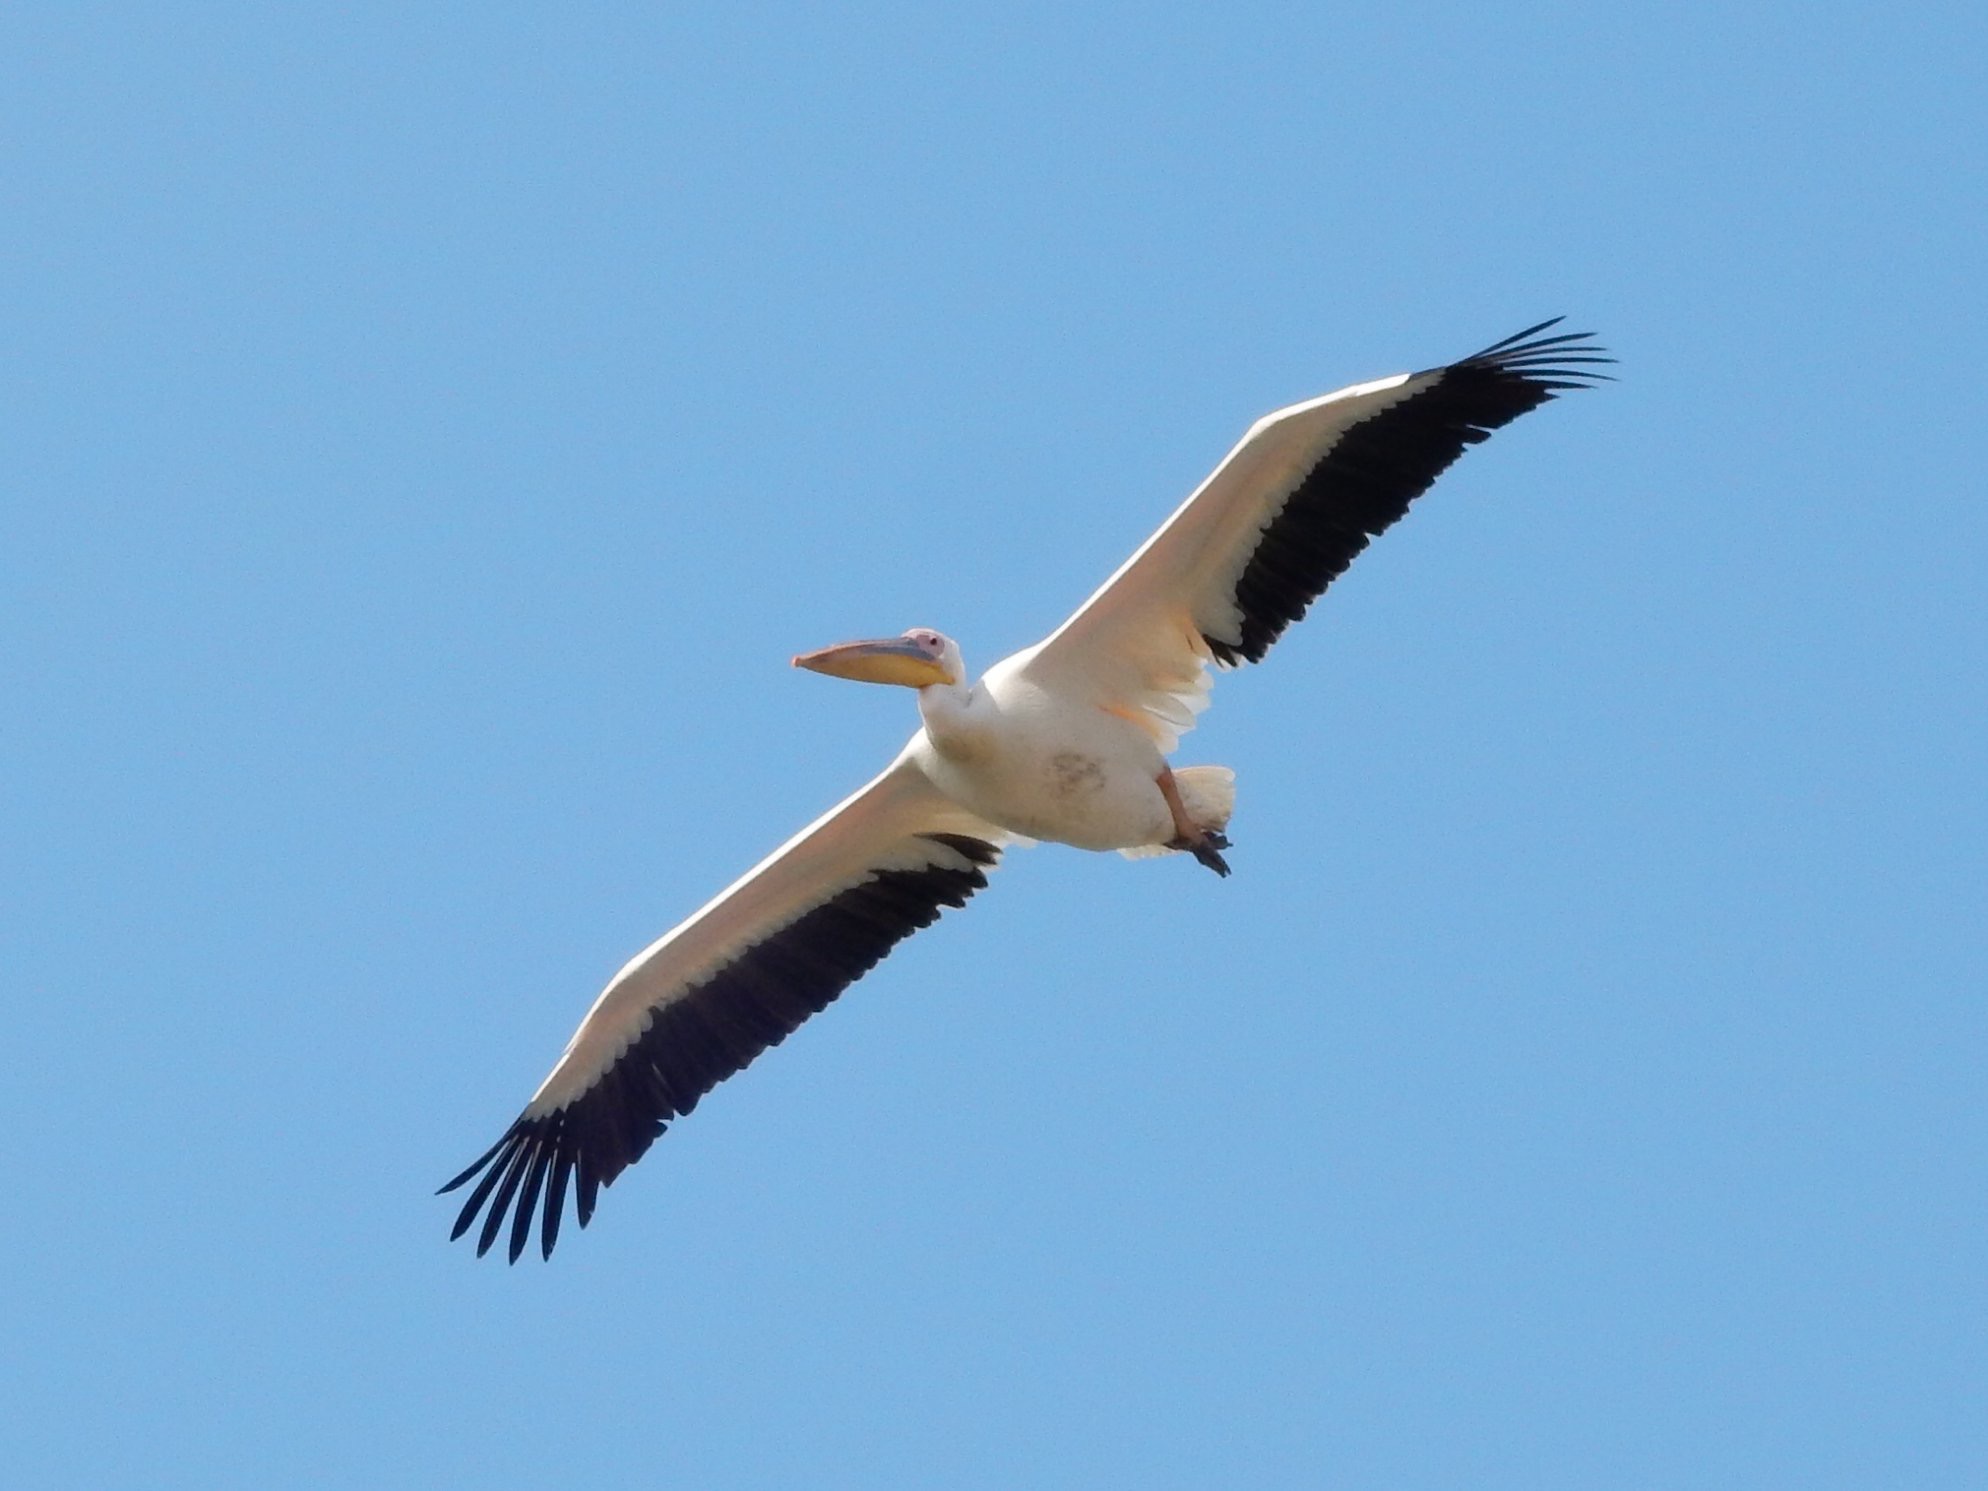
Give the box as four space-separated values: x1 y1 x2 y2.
1169 829 1231 878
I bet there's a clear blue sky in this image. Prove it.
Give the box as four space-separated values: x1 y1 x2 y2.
6 4 1984 1487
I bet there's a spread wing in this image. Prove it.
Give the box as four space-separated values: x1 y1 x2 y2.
1006 319 1610 749
440 755 1010 1261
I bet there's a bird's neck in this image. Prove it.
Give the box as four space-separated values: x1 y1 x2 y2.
916 679 992 760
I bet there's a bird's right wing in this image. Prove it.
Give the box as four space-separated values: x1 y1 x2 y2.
1007 320 1610 750
441 754 1011 1262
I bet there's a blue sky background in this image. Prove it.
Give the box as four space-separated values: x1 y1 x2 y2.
6 4 1984 1486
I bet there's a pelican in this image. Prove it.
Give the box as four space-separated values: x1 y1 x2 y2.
442 319 1610 1260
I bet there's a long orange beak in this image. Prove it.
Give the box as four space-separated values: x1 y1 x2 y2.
792 637 951 688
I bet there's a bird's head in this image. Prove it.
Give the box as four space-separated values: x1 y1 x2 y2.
792 628 963 689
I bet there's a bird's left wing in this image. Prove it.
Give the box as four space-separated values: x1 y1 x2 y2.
441 754 1010 1262
1005 320 1610 749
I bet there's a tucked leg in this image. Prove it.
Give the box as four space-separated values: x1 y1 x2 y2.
1157 766 1231 877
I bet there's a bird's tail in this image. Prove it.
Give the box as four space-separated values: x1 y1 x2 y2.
1119 766 1236 860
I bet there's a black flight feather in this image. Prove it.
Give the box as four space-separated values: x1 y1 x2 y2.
1207 318 1611 666
440 832 1001 1261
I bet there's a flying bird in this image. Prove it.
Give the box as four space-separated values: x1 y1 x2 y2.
442 318 1611 1260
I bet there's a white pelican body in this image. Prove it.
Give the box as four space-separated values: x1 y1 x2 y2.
443 320 1610 1260
908 654 1180 852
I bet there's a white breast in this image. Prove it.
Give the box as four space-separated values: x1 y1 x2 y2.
911 667 1173 851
